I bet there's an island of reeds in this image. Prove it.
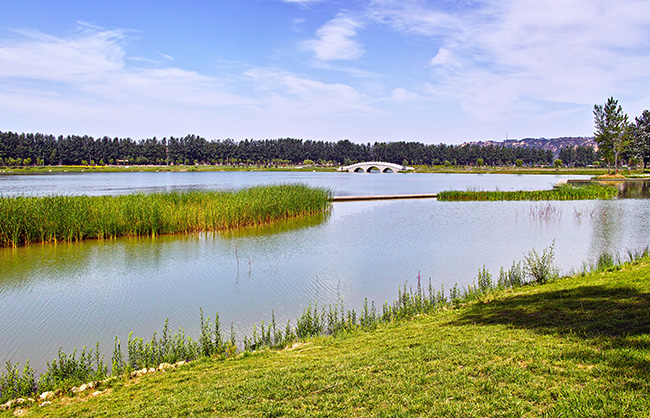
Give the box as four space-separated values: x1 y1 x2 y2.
437 183 619 201
0 184 331 247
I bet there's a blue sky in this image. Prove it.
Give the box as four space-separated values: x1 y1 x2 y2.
1 0 649 144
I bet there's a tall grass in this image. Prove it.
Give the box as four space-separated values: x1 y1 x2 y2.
0 184 332 247
3 244 649 406
437 183 619 201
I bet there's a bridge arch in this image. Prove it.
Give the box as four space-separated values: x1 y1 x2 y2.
337 161 414 173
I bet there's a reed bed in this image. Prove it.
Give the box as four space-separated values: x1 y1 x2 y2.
437 183 619 201
0 184 332 247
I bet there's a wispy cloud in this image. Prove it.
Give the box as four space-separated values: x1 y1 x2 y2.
0 26 380 140
302 13 365 61
244 67 376 115
391 87 420 102
282 0 325 9
367 0 458 36
0 28 126 81
369 0 650 125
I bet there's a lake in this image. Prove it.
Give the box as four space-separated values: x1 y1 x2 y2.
1 171 649 373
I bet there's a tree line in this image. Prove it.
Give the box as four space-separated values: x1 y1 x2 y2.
593 98 650 172
0 131 589 168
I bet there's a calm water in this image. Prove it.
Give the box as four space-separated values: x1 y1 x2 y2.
1 172 649 373
0 171 586 197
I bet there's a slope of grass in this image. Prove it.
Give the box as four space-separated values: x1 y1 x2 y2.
0 184 331 247
7 259 650 417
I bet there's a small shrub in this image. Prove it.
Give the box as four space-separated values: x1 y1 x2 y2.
523 242 558 284
477 265 493 293
38 344 107 392
507 260 525 287
597 252 617 271
0 361 37 404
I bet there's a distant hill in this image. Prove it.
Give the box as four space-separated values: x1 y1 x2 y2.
464 137 596 158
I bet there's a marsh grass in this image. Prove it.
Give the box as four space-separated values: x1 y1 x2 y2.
0 184 331 247
437 183 619 201
529 201 563 222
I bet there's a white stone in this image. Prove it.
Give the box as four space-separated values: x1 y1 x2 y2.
39 391 54 401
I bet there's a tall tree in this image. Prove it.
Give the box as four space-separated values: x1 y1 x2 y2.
631 110 650 168
593 97 630 173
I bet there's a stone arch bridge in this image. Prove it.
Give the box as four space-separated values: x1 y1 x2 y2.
337 161 414 173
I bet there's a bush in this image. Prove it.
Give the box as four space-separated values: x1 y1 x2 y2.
523 242 558 284
38 345 107 392
0 361 36 404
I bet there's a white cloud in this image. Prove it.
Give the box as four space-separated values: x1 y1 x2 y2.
391 87 420 101
0 28 125 81
368 0 458 36
429 46 458 67
0 26 384 141
370 0 650 128
282 0 324 7
302 14 365 61
244 67 376 115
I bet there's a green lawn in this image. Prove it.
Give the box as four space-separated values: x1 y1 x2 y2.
5 261 650 417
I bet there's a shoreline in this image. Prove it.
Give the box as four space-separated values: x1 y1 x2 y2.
2 248 649 416
1 164 647 176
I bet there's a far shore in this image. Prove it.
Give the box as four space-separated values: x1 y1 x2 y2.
1 164 648 176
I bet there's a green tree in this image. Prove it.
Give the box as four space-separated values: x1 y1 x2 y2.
554 159 562 169
593 97 630 173
630 110 650 168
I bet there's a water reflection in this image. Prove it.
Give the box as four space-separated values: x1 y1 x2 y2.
219 210 331 239
611 179 650 199
589 201 625 258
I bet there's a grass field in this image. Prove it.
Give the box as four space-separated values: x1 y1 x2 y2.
4 256 649 417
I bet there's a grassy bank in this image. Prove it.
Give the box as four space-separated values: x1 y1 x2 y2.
0 185 331 247
3 249 650 416
438 183 619 201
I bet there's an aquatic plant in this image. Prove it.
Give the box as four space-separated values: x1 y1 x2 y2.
0 184 332 247
437 183 618 201
529 202 563 222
